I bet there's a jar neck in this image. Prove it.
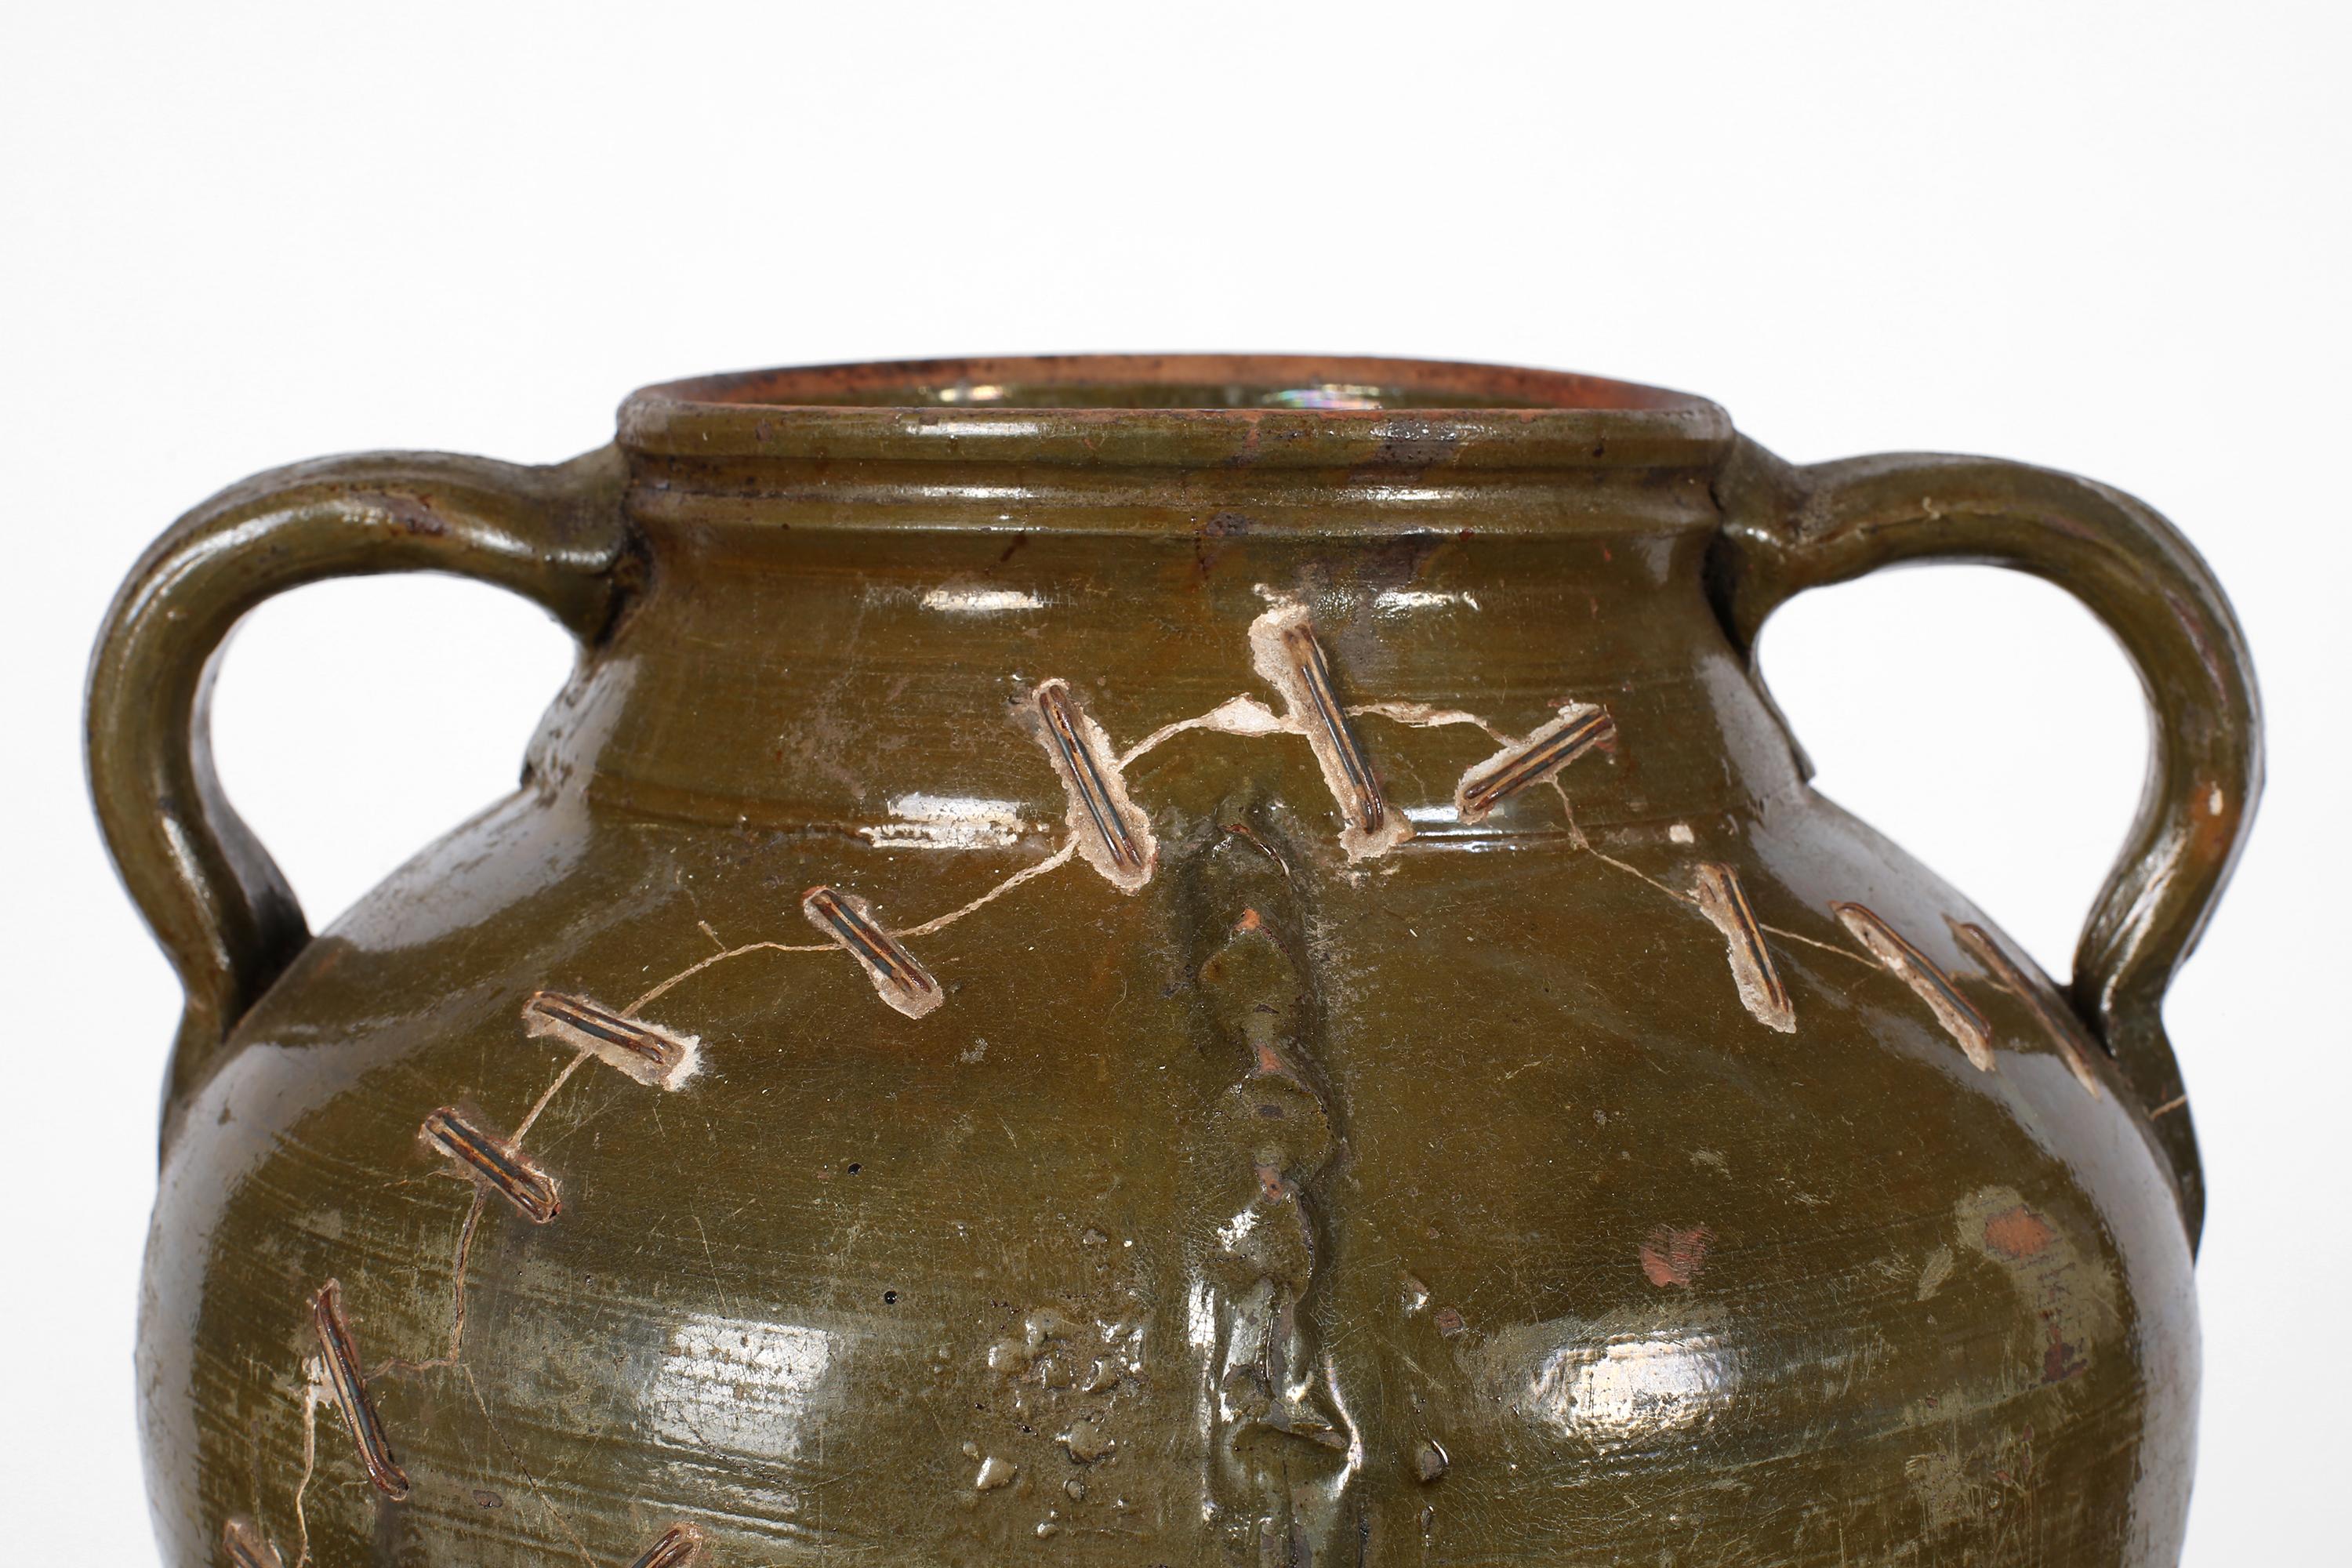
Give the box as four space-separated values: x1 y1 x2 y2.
526 485 1806 849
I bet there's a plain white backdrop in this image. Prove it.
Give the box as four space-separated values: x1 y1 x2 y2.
3 2 2343 1559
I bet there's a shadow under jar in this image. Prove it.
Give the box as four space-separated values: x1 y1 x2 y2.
89 355 2259 1566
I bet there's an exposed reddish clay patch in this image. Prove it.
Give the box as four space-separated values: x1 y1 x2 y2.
1982 1205 2055 1261
1641 1225 1713 1287
2043 1315 2087 1384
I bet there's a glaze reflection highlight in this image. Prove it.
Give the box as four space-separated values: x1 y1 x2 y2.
650 1315 837 1464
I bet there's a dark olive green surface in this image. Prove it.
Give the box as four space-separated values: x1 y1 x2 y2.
90 356 2259 1566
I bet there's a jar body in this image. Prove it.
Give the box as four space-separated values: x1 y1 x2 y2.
139 514 2194 1565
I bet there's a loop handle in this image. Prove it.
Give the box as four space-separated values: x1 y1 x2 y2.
86 446 632 1142
1710 437 2262 1249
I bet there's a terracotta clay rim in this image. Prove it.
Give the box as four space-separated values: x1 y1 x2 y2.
619 354 1734 470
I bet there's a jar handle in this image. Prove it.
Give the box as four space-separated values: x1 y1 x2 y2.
1708 437 2262 1250
86 446 634 1143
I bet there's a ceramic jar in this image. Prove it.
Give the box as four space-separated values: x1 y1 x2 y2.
89 357 2259 1566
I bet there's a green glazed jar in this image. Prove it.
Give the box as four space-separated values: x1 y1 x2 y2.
89 357 2259 1566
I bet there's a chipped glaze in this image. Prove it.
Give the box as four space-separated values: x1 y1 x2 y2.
221 1516 284 1568
1454 703 1615 824
1835 902 1998 1072
87 357 2259 1565
626 1523 707 1568
1021 677 1158 891
419 1107 561 1225
309 1280 409 1502
800 885 944 1018
1692 861 1796 1033
1952 919 2104 1096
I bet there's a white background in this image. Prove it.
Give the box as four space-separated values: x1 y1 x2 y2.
3 3 2343 1560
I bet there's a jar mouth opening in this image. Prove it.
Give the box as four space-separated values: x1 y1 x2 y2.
637 354 1711 414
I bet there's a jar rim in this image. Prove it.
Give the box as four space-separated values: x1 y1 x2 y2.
619 354 1733 470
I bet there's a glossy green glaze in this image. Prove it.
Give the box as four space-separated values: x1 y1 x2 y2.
90 357 2259 1566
